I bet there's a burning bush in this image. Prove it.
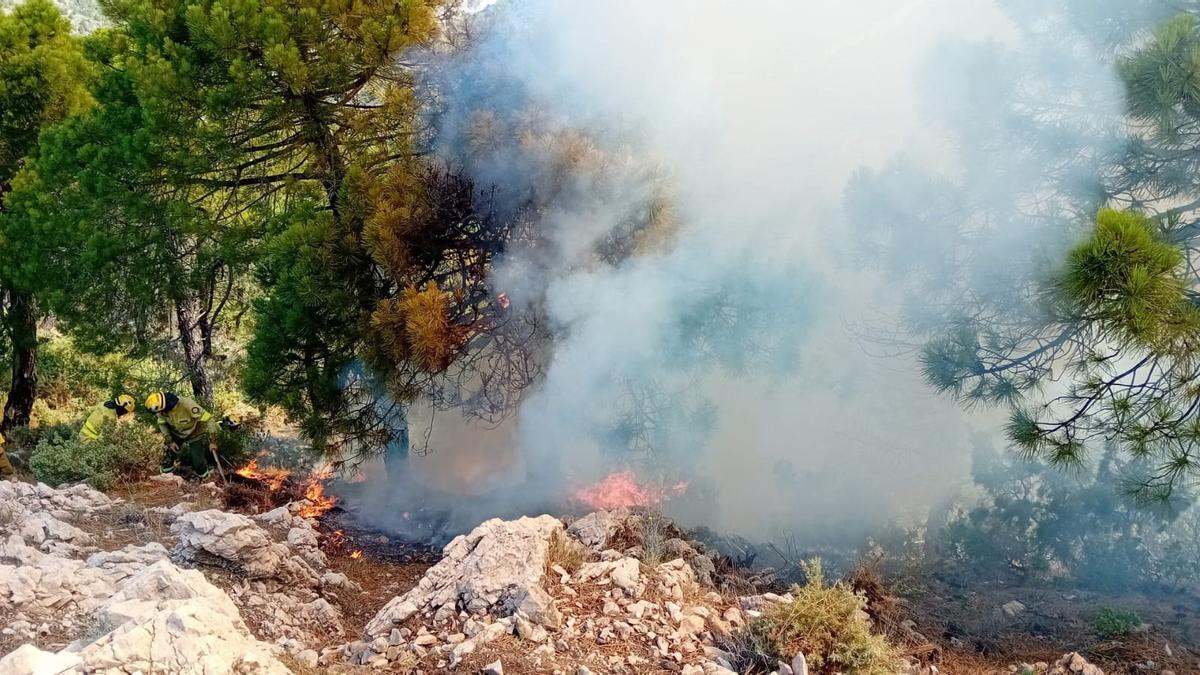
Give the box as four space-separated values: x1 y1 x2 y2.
228 456 338 518
729 559 900 675
29 418 163 490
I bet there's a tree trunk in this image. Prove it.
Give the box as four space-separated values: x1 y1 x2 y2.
300 93 347 218
2 290 37 432
175 297 213 405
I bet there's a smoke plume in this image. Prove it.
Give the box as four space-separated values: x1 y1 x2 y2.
362 0 1154 544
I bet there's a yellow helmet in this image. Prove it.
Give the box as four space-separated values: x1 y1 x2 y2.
0 432 5 444
115 394 136 414
145 391 168 412
220 413 242 431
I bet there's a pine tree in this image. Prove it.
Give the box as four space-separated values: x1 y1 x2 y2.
11 0 443 410
850 6 1200 503
0 0 93 430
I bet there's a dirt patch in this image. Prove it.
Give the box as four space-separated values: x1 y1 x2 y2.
899 576 1199 675
326 547 432 640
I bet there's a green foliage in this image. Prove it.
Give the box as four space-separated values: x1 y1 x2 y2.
1090 607 1142 639
737 560 900 675
29 417 163 489
213 426 253 470
1119 14 1200 136
0 421 70 471
1061 209 1198 351
844 4 1200 506
37 334 178 398
0 0 92 187
938 441 1200 592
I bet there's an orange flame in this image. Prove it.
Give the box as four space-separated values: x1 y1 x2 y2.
350 549 363 560
234 457 337 519
234 458 290 492
297 464 336 519
571 471 688 510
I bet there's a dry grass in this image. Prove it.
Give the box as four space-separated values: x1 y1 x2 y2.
275 653 324 675
638 511 669 567
321 548 430 640
545 528 589 576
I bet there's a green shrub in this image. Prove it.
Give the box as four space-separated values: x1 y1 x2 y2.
2 423 73 473
1091 607 1141 639
30 418 163 490
737 559 900 675
214 427 254 470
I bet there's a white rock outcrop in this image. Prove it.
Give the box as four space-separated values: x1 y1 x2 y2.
171 509 322 586
0 481 292 675
568 509 632 551
365 514 564 637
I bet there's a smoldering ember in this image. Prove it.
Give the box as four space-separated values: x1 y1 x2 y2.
2 0 1200 674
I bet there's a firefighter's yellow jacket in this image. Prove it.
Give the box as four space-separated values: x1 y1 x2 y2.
0 432 13 479
156 395 215 444
81 401 131 441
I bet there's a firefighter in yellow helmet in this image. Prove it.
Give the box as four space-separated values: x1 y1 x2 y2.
145 391 217 477
0 431 14 480
80 394 137 441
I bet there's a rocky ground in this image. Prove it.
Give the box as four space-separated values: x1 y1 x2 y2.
0 477 1146 674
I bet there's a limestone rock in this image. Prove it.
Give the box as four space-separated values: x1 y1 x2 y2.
0 644 82 675
365 515 563 637
1002 600 1026 617
99 559 237 626
79 595 290 673
568 509 631 550
172 510 320 586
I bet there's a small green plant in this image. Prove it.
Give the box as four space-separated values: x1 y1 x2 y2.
730 559 901 675
1091 607 1141 639
1 423 73 473
30 418 163 490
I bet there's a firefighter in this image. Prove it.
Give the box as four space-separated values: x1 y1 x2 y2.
0 432 14 481
80 394 137 441
145 391 217 477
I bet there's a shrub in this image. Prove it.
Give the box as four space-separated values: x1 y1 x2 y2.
1091 607 1141 639
30 418 163 490
936 441 1200 592
639 511 669 567
214 427 255 470
2 423 73 474
736 559 900 675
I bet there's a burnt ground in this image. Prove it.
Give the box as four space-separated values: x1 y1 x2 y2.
904 576 1199 675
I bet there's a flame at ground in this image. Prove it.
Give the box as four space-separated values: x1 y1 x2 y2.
234 458 289 492
233 457 337 519
297 464 336 519
571 471 688 510
349 549 363 559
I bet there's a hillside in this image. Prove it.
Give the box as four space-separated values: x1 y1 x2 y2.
2 474 1186 674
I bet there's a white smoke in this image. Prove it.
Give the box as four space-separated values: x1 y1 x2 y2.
386 0 1141 543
